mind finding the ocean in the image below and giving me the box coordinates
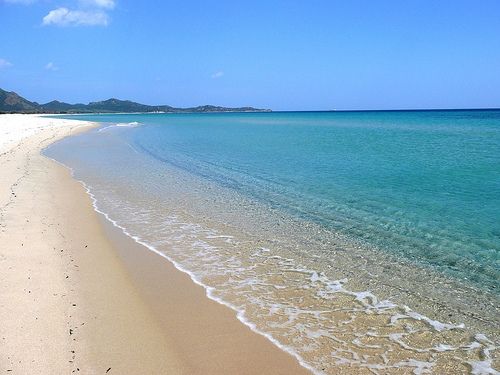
[45,110,499,374]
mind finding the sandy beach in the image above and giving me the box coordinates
[0,114,308,374]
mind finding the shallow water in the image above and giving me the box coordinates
[45,111,499,374]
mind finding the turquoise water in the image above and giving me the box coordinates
[45,110,500,373]
[56,110,499,292]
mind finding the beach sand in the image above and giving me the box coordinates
[0,114,308,374]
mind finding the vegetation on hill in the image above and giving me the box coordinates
[0,88,270,114]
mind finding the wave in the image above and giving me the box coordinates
[116,121,141,127]
[98,122,142,132]
[46,158,319,375]
[42,148,499,375]
[45,161,498,374]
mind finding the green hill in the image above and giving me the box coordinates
[0,88,270,114]
[0,88,40,113]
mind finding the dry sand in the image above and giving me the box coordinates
[0,114,309,374]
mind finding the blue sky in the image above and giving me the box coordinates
[1,0,499,110]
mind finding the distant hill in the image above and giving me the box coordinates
[0,88,40,112]
[0,88,270,114]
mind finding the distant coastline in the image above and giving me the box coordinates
[2,87,498,115]
[0,88,271,114]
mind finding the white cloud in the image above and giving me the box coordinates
[42,7,109,26]
[45,62,58,71]
[211,71,224,79]
[3,0,36,4]
[0,58,13,68]
[79,0,115,9]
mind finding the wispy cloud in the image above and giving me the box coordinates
[43,7,109,26]
[3,0,37,4]
[42,0,115,27]
[211,71,224,79]
[0,58,13,69]
[45,62,59,71]
[79,0,115,9]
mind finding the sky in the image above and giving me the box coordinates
[1,0,499,110]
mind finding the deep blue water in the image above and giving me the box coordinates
[54,110,500,293]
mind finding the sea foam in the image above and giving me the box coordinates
[45,155,499,374]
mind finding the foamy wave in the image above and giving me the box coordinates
[98,122,142,132]
[41,153,500,375]
[116,121,141,127]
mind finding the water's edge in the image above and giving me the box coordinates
[43,132,499,374]
[44,153,320,374]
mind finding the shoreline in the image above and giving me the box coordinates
[73,171,318,374]
[47,112,499,373]
[0,114,308,374]
[3,113,498,374]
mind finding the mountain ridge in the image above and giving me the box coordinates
[0,88,271,114]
